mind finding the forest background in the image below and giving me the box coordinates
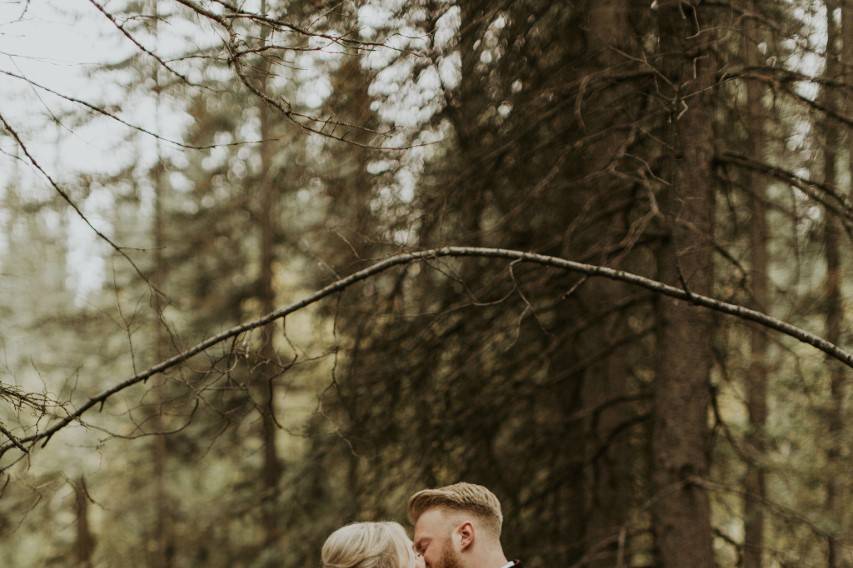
[0,1,852,567]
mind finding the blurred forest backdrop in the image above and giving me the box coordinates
[0,0,852,566]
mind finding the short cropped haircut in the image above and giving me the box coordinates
[407,482,503,535]
[322,522,417,568]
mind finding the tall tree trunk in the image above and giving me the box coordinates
[845,0,853,186]
[151,155,172,568]
[73,476,95,568]
[256,0,282,547]
[580,282,633,567]
[442,0,487,245]
[582,3,641,564]
[150,1,173,565]
[837,1,853,559]
[743,4,769,567]
[821,2,845,566]
[652,3,717,566]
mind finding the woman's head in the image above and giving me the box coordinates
[322,521,423,568]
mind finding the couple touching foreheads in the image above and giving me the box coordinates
[322,482,521,568]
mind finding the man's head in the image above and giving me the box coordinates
[408,482,505,568]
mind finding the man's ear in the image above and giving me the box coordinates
[457,521,475,551]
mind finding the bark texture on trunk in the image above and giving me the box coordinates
[256,0,282,547]
[743,4,769,566]
[652,2,717,566]
[582,3,642,565]
[821,3,846,566]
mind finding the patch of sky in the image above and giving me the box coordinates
[213,131,233,147]
[437,52,461,90]
[433,6,460,49]
[358,4,394,31]
[786,119,812,153]
[417,66,440,92]
[403,26,431,51]
[308,32,341,58]
[168,170,190,193]
[66,197,109,305]
[391,227,410,245]
[784,1,826,101]
[367,159,395,175]
[201,144,230,172]
[396,168,415,203]
[299,74,333,109]
[370,58,414,95]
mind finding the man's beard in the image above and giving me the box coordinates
[433,541,463,568]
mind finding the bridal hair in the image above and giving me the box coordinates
[407,482,503,536]
[322,521,418,568]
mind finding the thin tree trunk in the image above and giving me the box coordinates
[581,281,633,567]
[151,179,172,568]
[151,157,172,568]
[256,0,282,547]
[743,4,769,566]
[836,1,853,558]
[445,0,487,245]
[652,3,717,566]
[582,3,640,564]
[73,476,95,568]
[150,1,173,564]
[821,3,845,566]
[845,0,853,187]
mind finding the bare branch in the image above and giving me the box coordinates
[175,0,417,55]
[1,246,850,464]
[88,0,205,89]
[718,152,853,231]
[1,69,213,150]
[0,423,27,454]
[0,110,158,291]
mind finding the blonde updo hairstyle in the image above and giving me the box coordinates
[322,521,417,568]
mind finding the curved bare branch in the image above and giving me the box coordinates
[1,246,850,464]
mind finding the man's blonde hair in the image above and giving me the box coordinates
[321,522,417,568]
[407,482,503,535]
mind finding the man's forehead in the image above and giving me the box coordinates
[415,507,447,533]
[415,506,465,534]
[415,508,436,527]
